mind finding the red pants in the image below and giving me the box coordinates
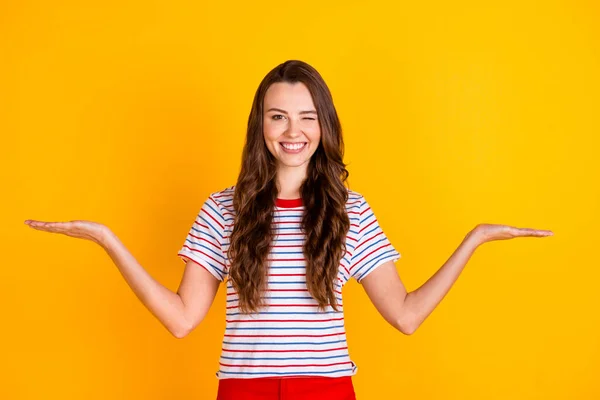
[216,375,356,400]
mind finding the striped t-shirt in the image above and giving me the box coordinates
[177,185,401,379]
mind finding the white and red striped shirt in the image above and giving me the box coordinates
[177,185,401,379]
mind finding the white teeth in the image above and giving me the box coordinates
[281,142,306,150]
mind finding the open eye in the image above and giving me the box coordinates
[272,114,285,120]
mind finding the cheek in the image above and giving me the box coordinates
[262,125,278,154]
[263,121,281,141]
[308,127,321,143]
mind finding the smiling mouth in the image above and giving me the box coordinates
[280,142,307,153]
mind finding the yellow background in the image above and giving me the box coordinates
[3,1,598,399]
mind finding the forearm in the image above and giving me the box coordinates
[98,228,190,338]
[400,231,482,334]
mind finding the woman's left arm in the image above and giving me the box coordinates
[360,224,554,335]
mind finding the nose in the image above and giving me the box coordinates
[286,117,303,137]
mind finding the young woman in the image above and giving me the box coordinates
[25,60,553,400]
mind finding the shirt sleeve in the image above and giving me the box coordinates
[177,194,228,282]
[349,195,401,283]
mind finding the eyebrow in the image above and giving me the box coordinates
[266,107,317,115]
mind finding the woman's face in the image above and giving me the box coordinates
[263,82,321,169]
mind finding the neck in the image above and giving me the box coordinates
[276,163,307,199]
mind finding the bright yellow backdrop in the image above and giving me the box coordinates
[3,1,598,399]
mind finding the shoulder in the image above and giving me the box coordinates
[346,188,365,208]
[203,185,235,218]
[208,185,364,208]
[209,185,235,204]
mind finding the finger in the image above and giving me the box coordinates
[27,221,68,233]
[26,221,53,230]
[518,227,553,237]
[25,220,47,228]
[537,230,554,236]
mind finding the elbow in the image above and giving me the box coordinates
[400,323,417,336]
[396,313,419,336]
[172,328,189,339]
[171,320,194,339]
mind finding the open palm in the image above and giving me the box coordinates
[474,223,553,244]
[24,219,106,244]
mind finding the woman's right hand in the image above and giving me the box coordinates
[24,219,108,246]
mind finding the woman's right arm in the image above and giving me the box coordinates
[99,227,221,338]
[24,218,220,339]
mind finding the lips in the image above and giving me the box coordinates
[280,142,307,154]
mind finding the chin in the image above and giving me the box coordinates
[277,158,310,168]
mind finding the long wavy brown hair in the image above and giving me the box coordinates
[226,60,351,314]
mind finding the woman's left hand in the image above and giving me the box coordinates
[470,223,554,246]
